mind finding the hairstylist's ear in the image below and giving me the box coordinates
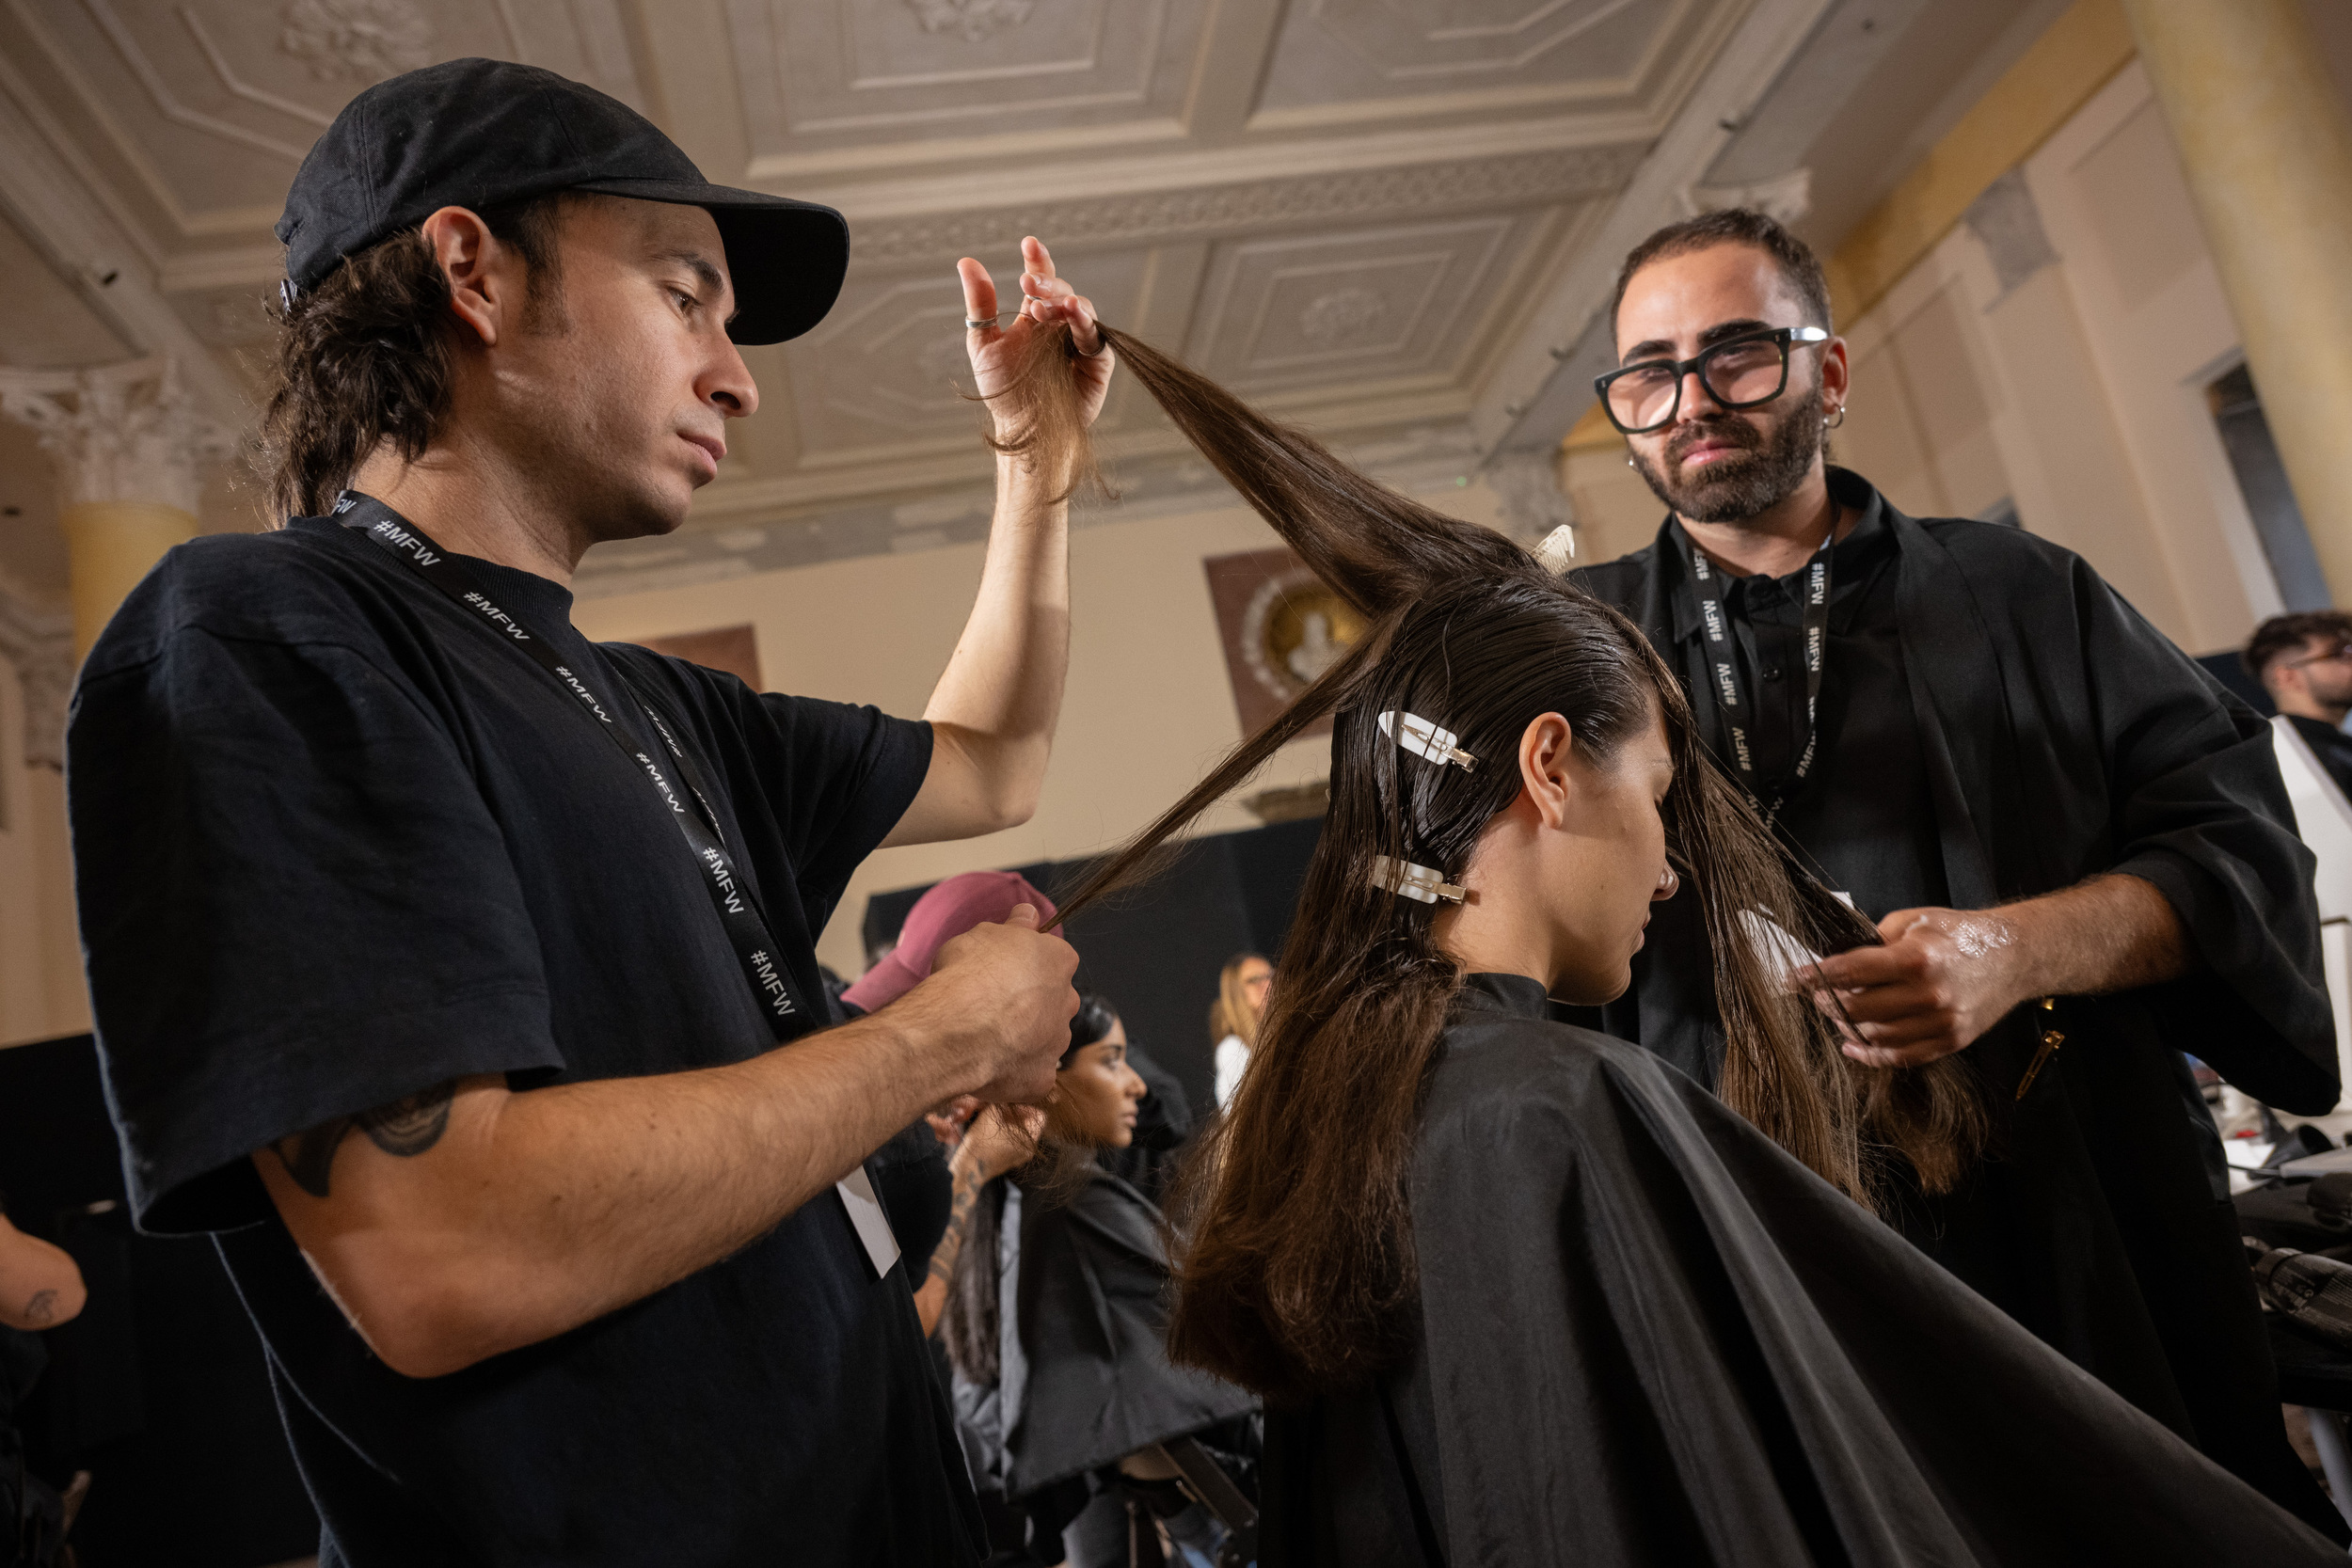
[1518,713,1575,829]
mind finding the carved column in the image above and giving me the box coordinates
[0,357,234,658]
[0,588,72,772]
[1485,448,1579,568]
[2122,0,2352,602]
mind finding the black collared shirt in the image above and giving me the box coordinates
[1666,475,1949,920]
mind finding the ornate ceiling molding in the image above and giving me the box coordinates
[846,142,1646,266]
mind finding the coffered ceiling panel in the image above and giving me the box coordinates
[780,245,1151,463]
[10,0,645,232]
[1258,0,1724,118]
[1184,213,1535,395]
[727,0,1211,175]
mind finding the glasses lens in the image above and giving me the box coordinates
[1607,364,1678,431]
[1703,337,1788,407]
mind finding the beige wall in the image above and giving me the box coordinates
[1563,60,2290,658]
[575,479,1515,977]
[0,649,87,1047]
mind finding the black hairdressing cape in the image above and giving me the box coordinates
[1568,473,2341,1535]
[1263,974,2340,1566]
[966,1170,1255,1512]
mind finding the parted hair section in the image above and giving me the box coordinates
[1042,324,1986,1402]
[257,194,567,523]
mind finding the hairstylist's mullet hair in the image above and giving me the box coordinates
[1610,207,1835,338]
[257,194,569,523]
[1020,323,1985,1405]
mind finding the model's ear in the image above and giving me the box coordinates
[420,205,514,349]
[1518,713,1575,830]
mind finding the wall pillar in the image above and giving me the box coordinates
[2122,0,2352,605]
[0,357,230,658]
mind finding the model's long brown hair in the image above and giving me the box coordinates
[1018,324,1985,1403]
[1208,954,1269,1050]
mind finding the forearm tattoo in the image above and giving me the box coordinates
[269,1081,458,1199]
[22,1289,56,1327]
[925,1162,989,1287]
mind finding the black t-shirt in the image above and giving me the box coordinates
[1667,496,1950,921]
[67,512,980,1566]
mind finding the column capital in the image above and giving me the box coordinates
[0,356,237,515]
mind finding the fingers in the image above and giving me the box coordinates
[1002,902,1041,929]
[1841,1036,1965,1068]
[1807,946,1913,990]
[956,258,999,332]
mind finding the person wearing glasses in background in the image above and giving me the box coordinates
[2248,611,2352,798]
[1569,208,2345,1540]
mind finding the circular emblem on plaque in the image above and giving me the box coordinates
[1239,567,1368,703]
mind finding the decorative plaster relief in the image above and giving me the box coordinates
[907,0,1033,45]
[0,587,72,771]
[1261,0,1677,104]
[1483,447,1574,546]
[1296,287,1385,347]
[850,143,1642,266]
[728,0,1194,152]
[0,357,235,515]
[279,0,435,83]
[1186,214,1530,392]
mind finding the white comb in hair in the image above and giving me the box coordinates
[1534,523,1577,576]
[1377,710,1477,771]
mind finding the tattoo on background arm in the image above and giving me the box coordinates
[22,1289,56,1327]
[268,1081,458,1199]
[925,1164,987,1286]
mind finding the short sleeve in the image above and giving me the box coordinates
[607,648,931,935]
[69,630,567,1233]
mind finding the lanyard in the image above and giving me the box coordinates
[332,492,812,1037]
[1685,520,1835,829]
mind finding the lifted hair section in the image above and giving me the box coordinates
[1043,324,1986,1403]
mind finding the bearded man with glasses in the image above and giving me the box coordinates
[2249,610,2352,800]
[1570,208,2344,1540]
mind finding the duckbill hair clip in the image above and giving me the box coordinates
[1372,854,1466,906]
[1534,523,1577,576]
[1378,710,1477,771]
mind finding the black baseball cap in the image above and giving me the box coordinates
[275,58,848,345]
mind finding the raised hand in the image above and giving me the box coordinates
[956,236,1114,436]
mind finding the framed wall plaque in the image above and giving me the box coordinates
[1203,546,1367,738]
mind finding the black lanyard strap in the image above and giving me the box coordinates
[1685,521,1835,829]
[332,492,811,1037]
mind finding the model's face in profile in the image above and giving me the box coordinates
[1238,958,1273,1015]
[1538,711,1679,1006]
[1050,1017,1147,1148]
[1612,243,1844,526]
[489,196,756,544]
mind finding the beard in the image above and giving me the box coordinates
[1628,388,1823,525]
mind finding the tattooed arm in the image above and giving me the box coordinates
[252,910,1077,1379]
[913,1104,1041,1338]
[0,1209,86,1331]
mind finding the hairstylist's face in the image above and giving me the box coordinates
[1050,1016,1147,1148]
[1530,708,1678,1006]
[1613,243,1845,526]
[447,195,756,545]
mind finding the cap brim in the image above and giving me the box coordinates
[571,178,848,345]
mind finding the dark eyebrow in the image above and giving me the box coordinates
[1618,317,1778,366]
[652,248,735,324]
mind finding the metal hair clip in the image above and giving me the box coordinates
[1371,855,1466,906]
[1377,711,1477,771]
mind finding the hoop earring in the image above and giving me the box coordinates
[1824,404,1848,430]
[1627,452,1637,468]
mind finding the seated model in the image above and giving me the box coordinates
[944,995,1255,1568]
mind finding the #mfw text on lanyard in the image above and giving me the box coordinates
[1687,521,1834,832]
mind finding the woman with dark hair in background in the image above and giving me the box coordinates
[1006,321,2344,1563]
[945,994,1256,1568]
[1209,955,1272,1110]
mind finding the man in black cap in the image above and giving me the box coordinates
[67,59,1104,1565]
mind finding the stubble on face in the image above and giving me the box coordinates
[1629,372,1825,526]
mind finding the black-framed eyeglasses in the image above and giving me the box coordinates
[2284,641,2352,670]
[1594,325,1831,435]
